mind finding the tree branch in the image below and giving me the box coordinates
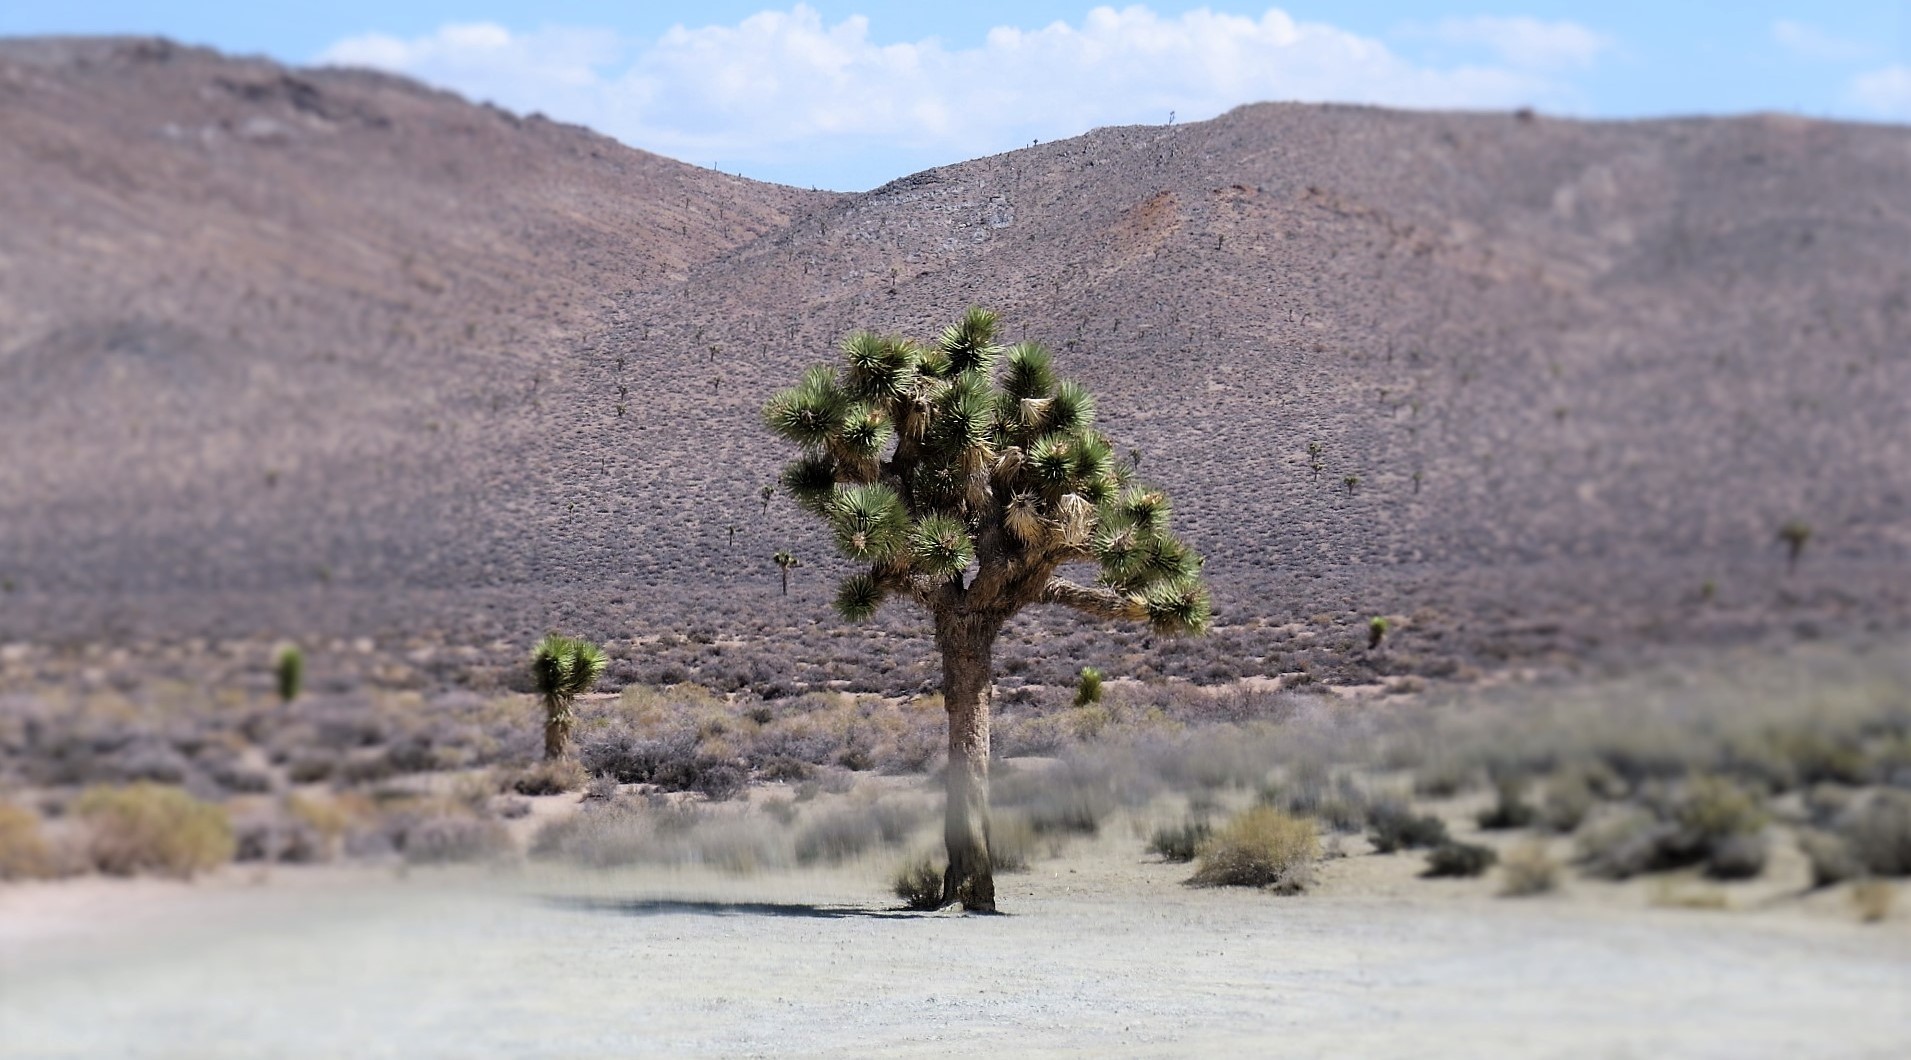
[1041,577,1146,622]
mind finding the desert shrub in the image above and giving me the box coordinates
[1476,780,1538,830]
[1190,807,1318,890]
[1074,667,1104,707]
[1413,758,1474,798]
[398,811,514,865]
[995,762,1120,837]
[75,782,234,878]
[1799,829,1864,887]
[1840,790,1911,877]
[893,855,944,910]
[584,774,622,801]
[1366,801,1450,853]
[233,808,327,864]
[989,813,1036,873]
[530,798,786,872]
[1148,818,1211,862]
[1499,842,1560,896]
[0,802,53,880]
[1424,841,1498,878]
[1576,808,1681,880]
[511,757,588,796]
[654,757,749,801]
[793,802,923,865]
[1540,772,1596,833]
[1851,880,1895,923]
[577,727,699,784]
[1704,833,1769,880]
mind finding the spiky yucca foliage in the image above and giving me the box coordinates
[765,308,1211,636]
[531,634,608,761]
[764,308,1211,911]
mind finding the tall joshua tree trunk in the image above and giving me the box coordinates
[937,611,1002,911]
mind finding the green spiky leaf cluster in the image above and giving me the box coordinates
[764,308,1210,634]
[531,633,608,703]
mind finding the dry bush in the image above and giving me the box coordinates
[1476,779,1538,830]
[0,801,53,880]
[511,757,588,796]
[988,812,1037,872]
[75,782,234,878]
[1424,841,1498,878]
[1499,842,1560,896]
[1366,800,1450,853]
[1850,880,1895,923]
[792,800,924,865]
[1190,807,1318,890]
[1147,817,1211,862]
[892,855,944,910]
[531,797,789,872]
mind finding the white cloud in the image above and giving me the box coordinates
[1849,65,1911,119]
[318,5,1604,188]
[1771,19,1873,63]
[1420,15,1612,71]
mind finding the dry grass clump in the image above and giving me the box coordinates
[1475,779,1538,830]
[1798,789,1911,885]
[1423,841,1498,878]
[1499,842,1561,896]
[1850,880,1895,923]
[1147,817,1211,862]
[531,795,789,872]
[1575,776,1769,880]
[1366,800,1450,853]
[892,855,944,910]
[0,801,55,880]
[75,782,234,878]
[1189,806,1318,891]
[792,800,924,865]
[510,757,589,796]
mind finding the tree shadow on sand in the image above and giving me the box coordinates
[541,896,947,920]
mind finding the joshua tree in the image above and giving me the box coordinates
[274,644,303,704]
[727,523,741,547]
[760,484,776,515]
[764,307,1210,910]
[772,550,801,595]
[1367,616,1389,651]
[1343,474,1361,495]
[530,634,608,760]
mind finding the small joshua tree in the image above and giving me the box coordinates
[760,484,776,515]
[1074,666,1105,706]
[274,644,303,704]
[1367,616,1389,651]
[530,634,608,760]
[772,550,801,595]
[1777,519,1812,574]
[764,308,1210,910]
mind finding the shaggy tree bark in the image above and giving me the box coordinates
[937,611,1003,910]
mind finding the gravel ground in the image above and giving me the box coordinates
[3,836,1906,1058]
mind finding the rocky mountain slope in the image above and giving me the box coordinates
[4,38,1907,683]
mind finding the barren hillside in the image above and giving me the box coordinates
[4,38,1908,688]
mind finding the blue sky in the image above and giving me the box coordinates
[7,3,1908,189]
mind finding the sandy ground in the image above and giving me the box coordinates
[3,823,1908,1059]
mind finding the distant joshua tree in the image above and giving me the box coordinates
[1344,474,1361,495]
[772,550,801,595]
[274,644,303,704]
[1777,519,1812,574]
[1367,617,1389,651]
[760,484,776,515]
[727,523,741,548]
[763,307,1210,911]
[530,634,607,760]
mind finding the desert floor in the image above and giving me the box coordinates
[3,818,1906,1058]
